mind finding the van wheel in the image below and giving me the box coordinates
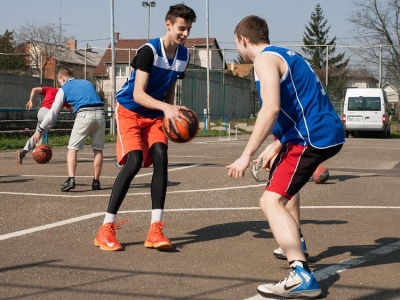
[345,131,350,138]
[381,127,388,138]
[388,128,391,138]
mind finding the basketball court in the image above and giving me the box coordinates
[0,135,399,299]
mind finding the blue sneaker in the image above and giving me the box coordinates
[257,261,322,298]
[273,236,309,260]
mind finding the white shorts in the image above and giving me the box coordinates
[68,110,106,151]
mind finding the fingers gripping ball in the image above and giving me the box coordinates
[162,108,199,143]
[313,165,329,184]
[32,144,52,164]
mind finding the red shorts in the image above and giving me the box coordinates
[115,101,167,166]
[266,143,342,199]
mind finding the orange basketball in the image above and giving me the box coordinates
[313,165,329,184]
[32,144,52,164]
[162,108,199,143]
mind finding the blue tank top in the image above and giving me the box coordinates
[61,79,104,114]
[255,46,345,148]
[116,38,189,118]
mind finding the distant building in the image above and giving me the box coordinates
[24,39,102,84]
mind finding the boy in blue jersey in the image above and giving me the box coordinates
[227,16,345,299]
[94,4,196,252]
[32,68,106,192]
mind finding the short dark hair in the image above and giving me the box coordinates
[234,15,270,44]
[58,68,73,78]
[165,4,196,24]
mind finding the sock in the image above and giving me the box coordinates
[67,177,75,182]
[289,260,312,273]
[103,213,116,225]
[21,150,28,155]
[151,209,163,224]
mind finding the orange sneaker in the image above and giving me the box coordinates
[94,219,128,251]
[144,221,172,250]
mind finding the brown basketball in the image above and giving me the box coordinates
[162,108,199,143]
[32,144,52,164]
[313,165,329,184]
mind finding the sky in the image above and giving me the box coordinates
[1,0,358,62]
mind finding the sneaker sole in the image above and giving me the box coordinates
[257,288,322,299]
[16,151,23,164]
[144,241,172,250]
[94,239,123,251]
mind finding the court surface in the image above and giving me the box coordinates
[0,135,399,300]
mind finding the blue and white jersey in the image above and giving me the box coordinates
[62,79,104,114]
[116,37,189,118]
[255,46,345,148]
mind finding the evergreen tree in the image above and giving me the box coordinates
[302,4,349,101]
[0,30,26,72]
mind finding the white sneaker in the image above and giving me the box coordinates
[257,261,322,299]
[273,237,309,260]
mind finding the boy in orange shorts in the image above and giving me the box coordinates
[94,3,197,251]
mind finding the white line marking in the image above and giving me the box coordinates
[1,206,399,241]
[244,240,400,300]
[16,163,204,179]
[0,183,266,198]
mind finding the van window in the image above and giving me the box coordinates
[348,97,381,111]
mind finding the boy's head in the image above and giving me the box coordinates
[165,4,197,24]
[57,68,73,87]
[165,4,196,44]
[234,15,270,45]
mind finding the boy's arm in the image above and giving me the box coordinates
[26,87,42,110]
[227,53,282,178]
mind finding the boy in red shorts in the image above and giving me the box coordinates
[227,15,344,299]
[94,3,197,251]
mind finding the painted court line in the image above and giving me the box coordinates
[244,240,400,300]
[1,206,399,241]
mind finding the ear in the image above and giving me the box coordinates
[165,19,172,31]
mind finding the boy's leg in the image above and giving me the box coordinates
[258,190,321,298]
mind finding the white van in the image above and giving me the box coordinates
[343,88,391,138]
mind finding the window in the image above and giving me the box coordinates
[115,66,127,78]
[348,97,381,111]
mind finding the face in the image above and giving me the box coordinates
[166,17,192,44]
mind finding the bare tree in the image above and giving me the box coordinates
[14,21,73,79]
[349,0,400,87]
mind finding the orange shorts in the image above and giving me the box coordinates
[115,101,167,166]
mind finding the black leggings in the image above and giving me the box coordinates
[106,142,168,214]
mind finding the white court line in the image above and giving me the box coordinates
[1,206,399,241]
[16,163,203,179]
[244,240,400,300]
[0,183,266,198]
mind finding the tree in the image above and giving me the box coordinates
[349,0,400,87]
[233,55,245,64]
[0,30,26,72]
[14,21,73,79]
[302,4,349,101]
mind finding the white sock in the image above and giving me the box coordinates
[151,209,163,224]
[103,213,116,225]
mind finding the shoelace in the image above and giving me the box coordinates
[104,219,130,237]
[154,222,166,236]
[273,266,296,286]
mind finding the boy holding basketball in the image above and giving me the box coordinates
[227,16,345,299]
[94,4,196,251]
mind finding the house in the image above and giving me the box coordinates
[345,75,379,89]
[226,63,253,78]
[25,39,102,85]
[92,36,226,97]
[382,82,400,116]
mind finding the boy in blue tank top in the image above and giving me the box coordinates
[94,4,197,252]
[227,15,345,299]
